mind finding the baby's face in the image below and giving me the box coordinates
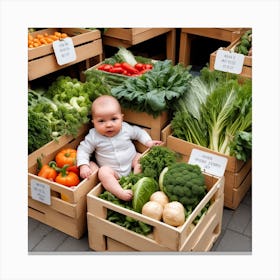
[92,103,123,137]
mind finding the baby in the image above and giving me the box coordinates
[77,95,162,201]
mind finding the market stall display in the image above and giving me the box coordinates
[27,27,252,251]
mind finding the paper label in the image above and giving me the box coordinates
[31,179,51,205]
[214,49,244,74]
[53,37,76,65]
[188,149,228,177]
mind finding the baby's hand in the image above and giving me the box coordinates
[80,164,92,179]
[119,189,133,201]
[145,140,163,148]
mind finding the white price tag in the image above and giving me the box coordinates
[52,37,76,66]
[31,179,51,205]
[188,149,228,177]
[214,49,244,74]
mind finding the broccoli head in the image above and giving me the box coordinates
[159,162,207,210]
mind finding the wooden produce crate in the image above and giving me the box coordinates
[178,28,250,67]
[28,126,99,239]
[103,28,176,64]
[162,124,251,209]
[28,28,103,81]
[87,174,224,252]
[122,108,170,153]
[209,37,252,79]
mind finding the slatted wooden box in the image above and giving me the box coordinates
[86,174,224,252]
[28,126,99,239]
[102,28,176,63]
[28,28,103,81]
[161,124,251,209]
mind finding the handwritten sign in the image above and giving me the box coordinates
[53,37,76,65]
[31,179,51,205]
[188,149,228,177]
[214,49,244,74]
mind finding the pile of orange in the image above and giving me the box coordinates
[28,31,68,48]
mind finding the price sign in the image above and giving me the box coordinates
[188,149,228,177]
[214,49,244,74]
[31,179,51,205]
[53,37,76,66]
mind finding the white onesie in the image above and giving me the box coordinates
[76,122,151,177]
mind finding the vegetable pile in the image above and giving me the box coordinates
[28,31,68,48]
[95,47,154,77]
[28,76,102,154]
[233,29,252,56]
[98,62,153,76]
[99,146,210,235]
[171,67,252,161]
[36,148,81,188]
[111,60,192,116]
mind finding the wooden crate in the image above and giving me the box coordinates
[162,124,251,209]
[209,37,252,78]
[87,174,224,252]
[103,28,176,64]
[179,28,250,66]
[28,28,103,81]
[123,107,170,141]
[28,126,99,239]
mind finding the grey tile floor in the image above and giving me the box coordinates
[28,188,251,253]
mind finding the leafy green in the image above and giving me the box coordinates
[139,146,178,180]
[171,67,252,161]
[103,47,138,66]
[229,131,252,161]
[99,174,153,235]
[111,60,192,116]
[28,109,53,153]
[84,66,128,88]
[102,47,153,66]
[202,78,252,155]
[132,177,159,213]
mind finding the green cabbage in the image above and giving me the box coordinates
[132,177,159,213]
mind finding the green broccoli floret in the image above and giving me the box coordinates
[159,162,207,210]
